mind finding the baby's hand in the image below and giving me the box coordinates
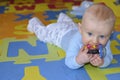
[90,54,104,67]
[76,46,93,65]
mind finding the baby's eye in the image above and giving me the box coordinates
[100,35,105,39]
[88,32,92,36]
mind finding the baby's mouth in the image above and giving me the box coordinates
[85,44,99,49]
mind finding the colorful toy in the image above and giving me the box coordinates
[84,44,106,58]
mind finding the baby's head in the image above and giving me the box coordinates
[78,4,116,46]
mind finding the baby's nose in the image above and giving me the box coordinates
[92,37,99,44]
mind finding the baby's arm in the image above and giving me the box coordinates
[65,46,84,69]
[76,46,93,65]
[65,45,93,69]
[65,32,94,69]
[65,35,85,69]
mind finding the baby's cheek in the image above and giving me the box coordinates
[99,40,108,46]
[82,37,90,45]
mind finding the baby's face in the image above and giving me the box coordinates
[79,19,113,47]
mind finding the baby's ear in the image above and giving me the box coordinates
[78,22,82,33]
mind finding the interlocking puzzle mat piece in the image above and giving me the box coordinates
[43,9,68,20]
[0,37,65,64]
[0,0,120,80]
[22,66,46,80]
[110,31,120,54]
[0,11,51,39]
[0,54,120,80]
[115,18,120,32]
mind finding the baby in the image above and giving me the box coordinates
[27,4,116,69]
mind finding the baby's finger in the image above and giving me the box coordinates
[90,59,98,66]
[88,54,93,59]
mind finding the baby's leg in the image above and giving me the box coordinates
[57,12,77,29]
[27,14,77,47]
[27,17,48,42]
[57,12,73,23]
[45,23,78,47]
[45,13,77,47]
[27,17,45,33]
[27,17,62,45]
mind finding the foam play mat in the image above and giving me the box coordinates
[0,0,120,80]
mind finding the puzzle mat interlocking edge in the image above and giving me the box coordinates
[0,0,120,80]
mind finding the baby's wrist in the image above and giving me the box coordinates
[76,56,85,65]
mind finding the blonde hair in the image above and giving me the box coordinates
[82,4,116,27]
